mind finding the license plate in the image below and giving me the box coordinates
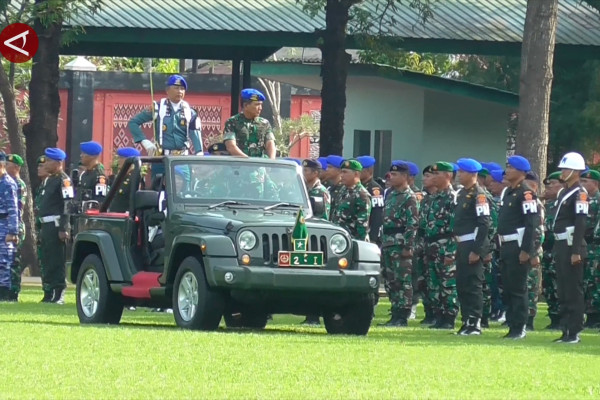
[278,251,324,267]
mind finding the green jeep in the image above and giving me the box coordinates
[67,156,380,335]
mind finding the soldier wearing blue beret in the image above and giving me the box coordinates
[37,148,73,304]
[77,141,107,204]
[357,155,384,245]
[0,152,19,302]
[108,147,141,213]
[128,74,204,158]
[223,89,275,159]
[324,155,345,216]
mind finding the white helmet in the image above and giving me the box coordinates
[558,152,586,170]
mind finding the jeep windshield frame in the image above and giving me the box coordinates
[167,156,312,212]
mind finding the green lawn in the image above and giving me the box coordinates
[1,287,599,399]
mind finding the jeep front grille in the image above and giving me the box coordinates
[261,233,329,264]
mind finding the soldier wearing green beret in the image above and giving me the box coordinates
[330,159,371,241]
[5,154,26,301]
[581,169,600,327]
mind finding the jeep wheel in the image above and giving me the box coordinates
[76,254,123,324]
[172,256,224,330]
[223,308,269,329]
[323,295,374,335]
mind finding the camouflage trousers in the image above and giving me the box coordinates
[425,239,458,317]
[9,240,23,295]
[482,260,492,319]
[528,264,541,317]
[585,244,600,314]
[412,240,430,309]
[542,251,559,317]
[382,245,413,313]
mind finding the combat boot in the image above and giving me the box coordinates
[544,314,561,330]
[0,287,10,301]
[301,315,321,326]
[50,288,65,305]
[509,325,526,340]
[435,314,455,330]
[462,318,482,335]
[480,317,489,328]
[6,291,18,302]
[40,291,53,303]
[563,333,581,344]
[553,330,569,343]
[420,308,436,325]
[379,310,407,327]
[526,315,535,331]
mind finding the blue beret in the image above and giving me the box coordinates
[326,155,344,169]
[452,163,459,172]
[486,162,503,172]
[317,157,328,170]
[507,155,531,172]
[456,158,482,173]
[405,161,419,176]
[490,169,505,183]
[389,161,409,173]
[356,155,376,169]
[284,157,302,165]
[45,147,66,161]
[117,147,140,158]
[0,152,6,161]
[80,141,102,156]
[241,88,265,102]
[174,165,190,180]
[166,74,187,90]
[302,159,321,169]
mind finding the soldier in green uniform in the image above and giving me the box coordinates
[424,162,458,329]
[129,74,204,158]
[330,159,371,241]
[109,147,140,213]
[34,155,48,300]
[302,159,330,220]
[542,171,563,329]
[5,154,26,301]
[76,141,107,205]
[488,169,506,321]
[325,155,345,216]
[357,156,384,245]
[223,89,275,159]
[380,162,418,326]
[580,169,600,328]
[453,159,491,335]
[38,148,73,304]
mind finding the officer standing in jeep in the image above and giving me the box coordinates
[129,75,204,157]
[38,148,73,304]
[223,89,276,159]
[109,147,141,213]
[76,141,107,204]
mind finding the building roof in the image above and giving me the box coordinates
[252,62,519,107]
[61,0,600,59]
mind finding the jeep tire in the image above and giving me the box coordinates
[172,256,224,330]
[76,254,124,324]
[323,294,374,335]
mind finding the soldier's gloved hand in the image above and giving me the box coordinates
[141,139,157,156]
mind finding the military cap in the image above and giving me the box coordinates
[341,159,363,172]
[166,74,187,90]
[37,155,46,164]
[356,155,376,169]
[0,152,6,162]
[431,161,454,173]
[117,147,141,158]
[174,165,190,180]
[7,154,24,166]
[302,159,321,169]
[490,169,505,183]
[389,161,409,173]
[525,171,539,182]
[241,88,265,102]
[457,158,482,173]
[543,171,562,184]
[581,169,600,181]
[45,147,66,161]
[478,168,490,178]
[507,155,531,172]
[317,157,328,170]
[80,141,103,156]
[422,165,434,175]
[326,155,344,169]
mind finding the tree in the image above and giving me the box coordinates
[514,0,559,180]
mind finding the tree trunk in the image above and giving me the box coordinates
[22,4,63,190]
[0,67,39,276]
[515,0,558,181]
[318,0,356,157]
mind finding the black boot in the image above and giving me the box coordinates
[50,288,66,305]
[461,317,482,335]
[6,291,18,302]
[301,315,320,326]
[436,314,455,330]
[508,325,526,340]
[480,316,489,328]
[40,291,53,303]
[0,287,10,301]
[420,308,436,325]
[526,315,535,331]
[553,330,569,343]
[585,313,600,329]
[545,314,561,330]
[379,310,407,327]
[456,320,469,335]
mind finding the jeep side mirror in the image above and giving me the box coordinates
[135,190,160,210]
[310,196,326,218]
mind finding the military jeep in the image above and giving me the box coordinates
[67,156,380,335]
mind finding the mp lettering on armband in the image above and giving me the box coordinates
[476,194,490,216]
[62,179,74,199]
[522,191,538,214]
[576,191,589,214]
[95,176,107,197]
[371,196,384,208]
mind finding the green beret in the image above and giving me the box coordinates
[582,169,600,181]
[7,154,23,166]
[37,155,46,164]
[478,168,490,178]
[431,161,454,173]
[341,159,363,172]
[543,171,562,184]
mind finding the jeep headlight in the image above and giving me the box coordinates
[330,234,348,255]
[238,231,257,251]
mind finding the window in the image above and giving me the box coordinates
[374,130,392,178]
[353,130,371,157]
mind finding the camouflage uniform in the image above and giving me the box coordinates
[542,199,559,321]
[223,113,275,158]
[331,183,371,241]
[307,179,330,220]
[0,172,18,299]
[584,190,600,321]
[9,177,26,298]
[415,191,433,318]
[381,187,418,316]
[481,188,498,322]
[490,195,504,317]
[328,182,345,219]
[527,199,545,323]
[423,186,458,323]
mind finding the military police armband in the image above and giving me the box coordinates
[371,187,384,208]
[62,179,74,199]
[95,175,108,197]
[521,191,538,214]
[575,191,589,215]
[475,194,490,216]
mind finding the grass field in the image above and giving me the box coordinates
[1,287,600,399]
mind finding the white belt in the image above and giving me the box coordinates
[499,233,519,243]
[555,232,569,240]
[40,215,60,223]
[456,233,476,243]
[163,149,189,156]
